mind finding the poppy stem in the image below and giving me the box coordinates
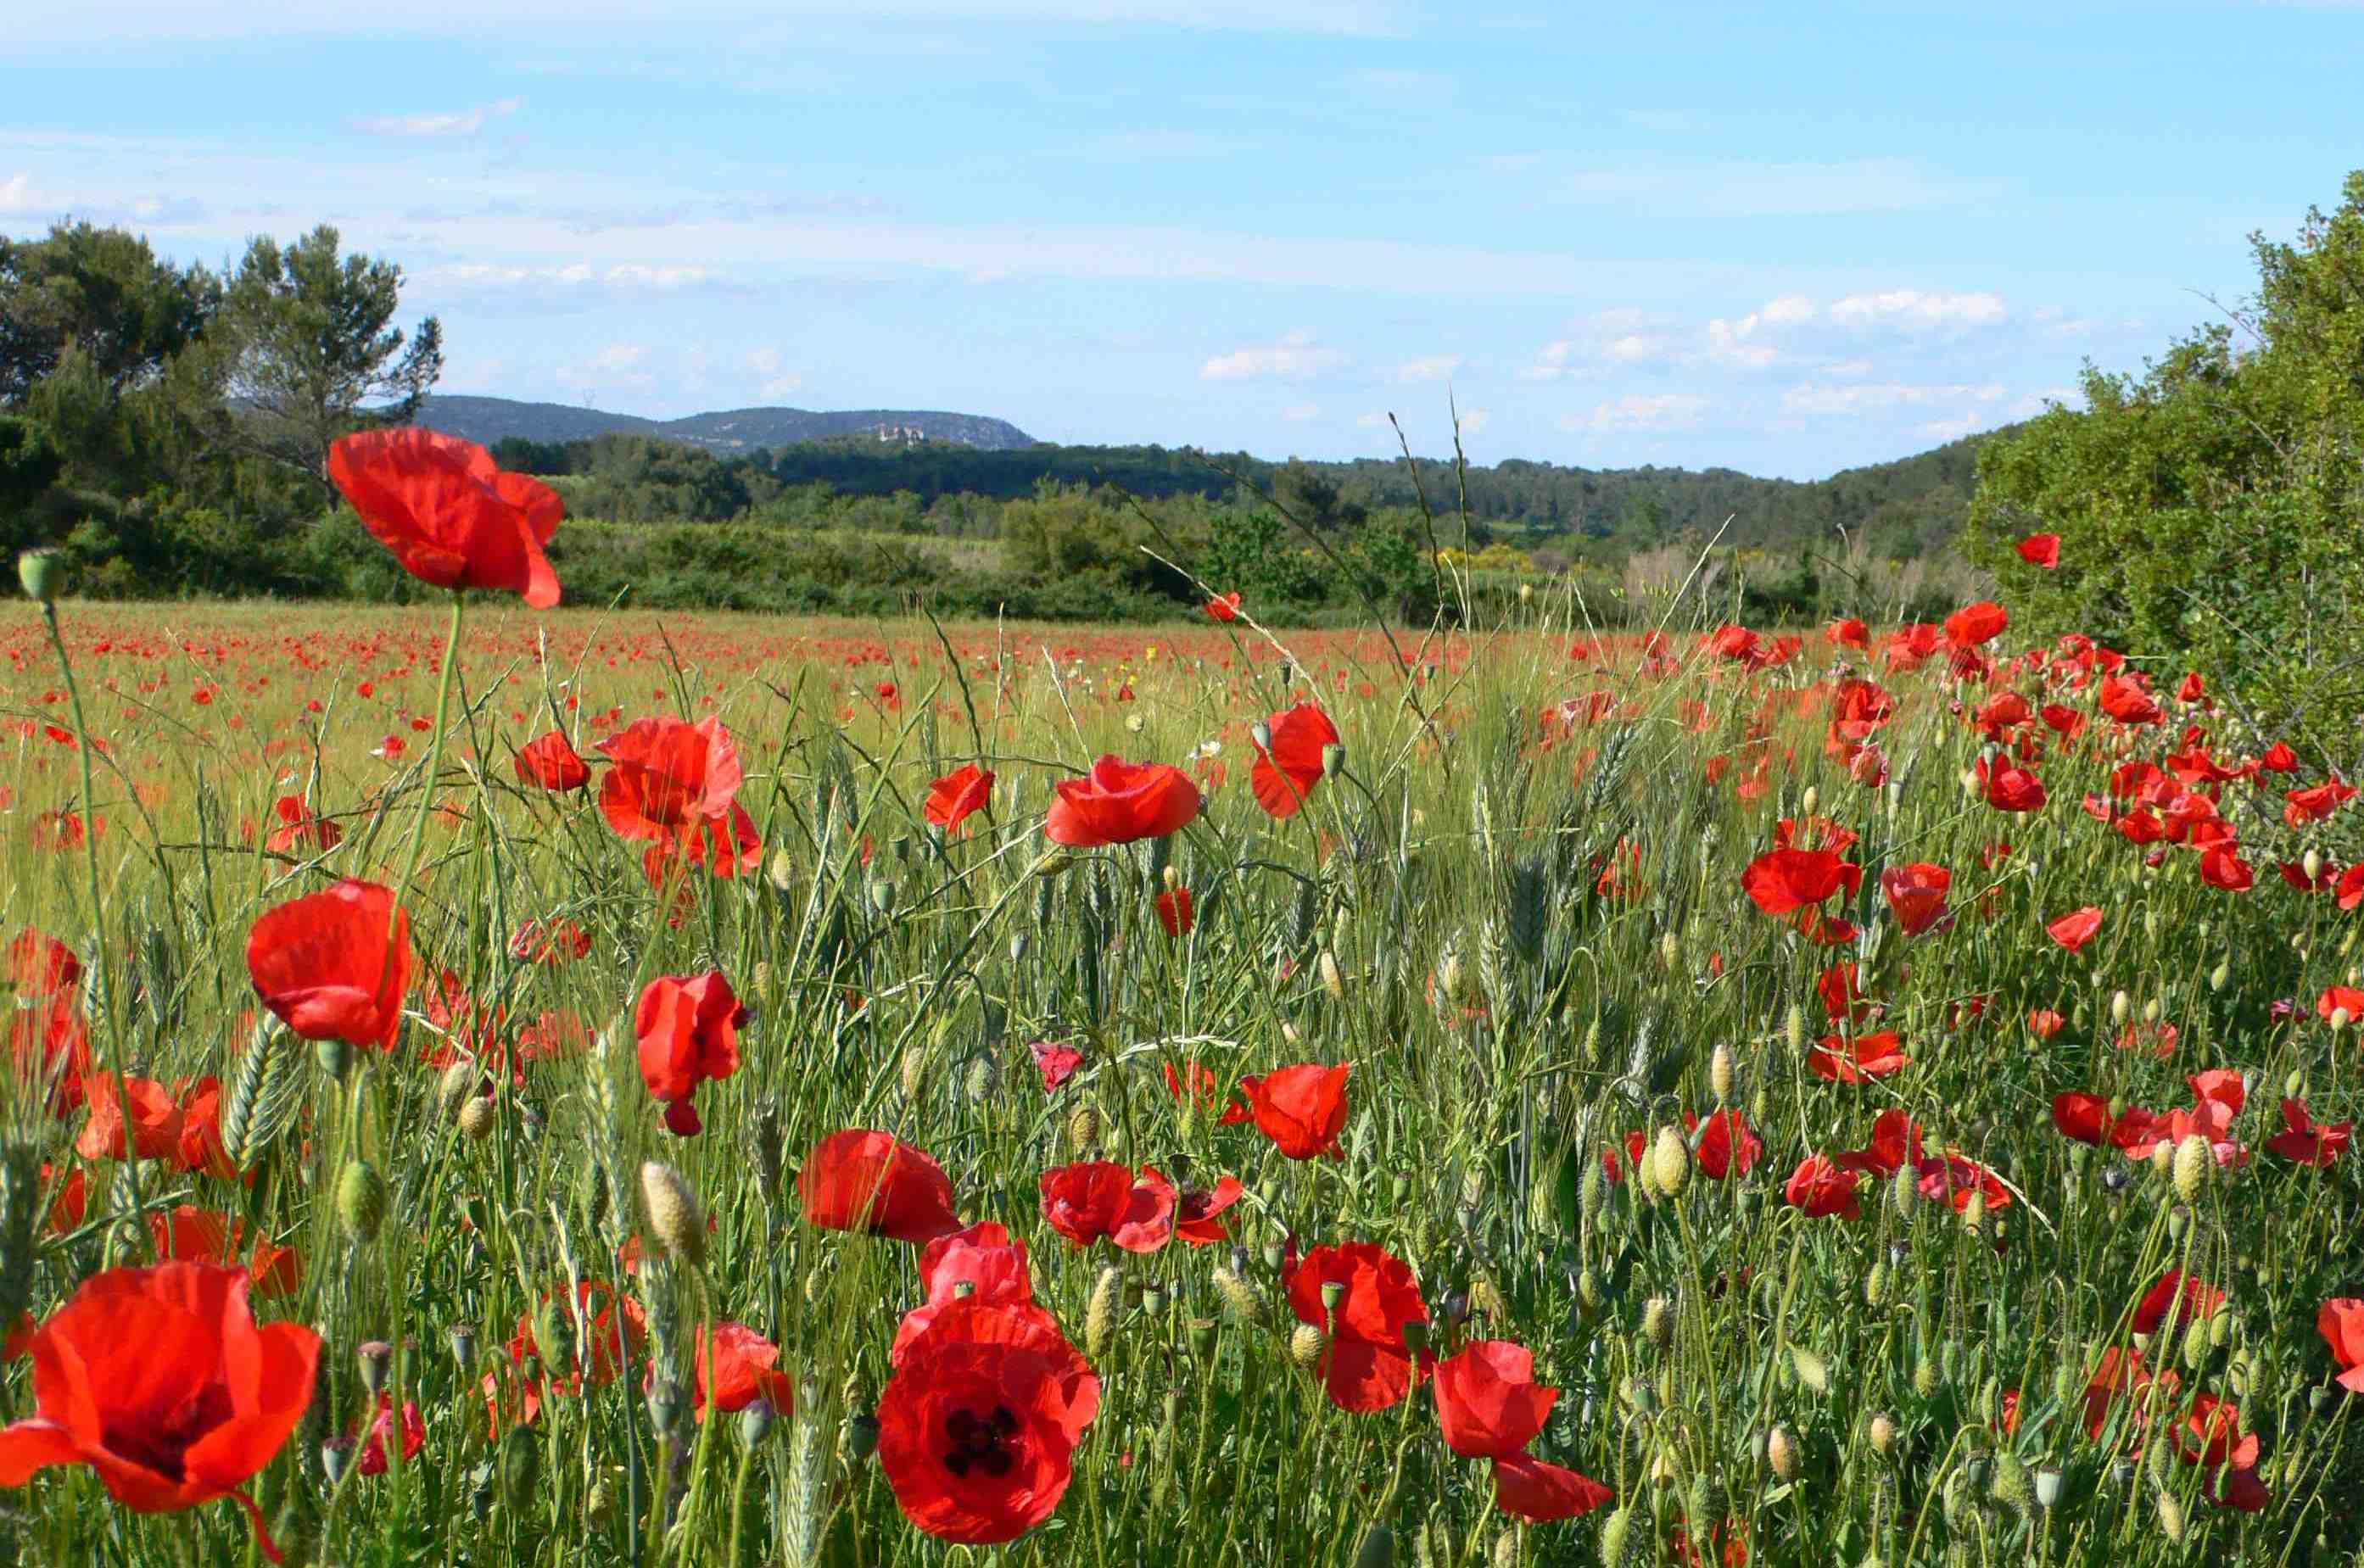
[36,599,136,1195]
[392,591,467,921]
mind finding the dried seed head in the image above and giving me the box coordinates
[456,1095,496,1142]
[639,1160,707,1269]
[1067,1103,1105,1153]
[435,1060,478,1122]
[1868,1412,1897,1456]
[1212,1267,1266,1326]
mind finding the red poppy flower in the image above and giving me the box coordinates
[1028,1040,1083,1092]
[1832,1108,1924,1176]
[9,994,91,1116]
[1688,1110,1763,1179]
[1783,1154,1862,1218]
[595,715,745,851]
[1162,1060,1249,1124]
[1043,756,1202,847]
[1492,1453,1615,1523]
[2016,533,2060,569]
[1825,617,1869,650]
[2045,906,2103,953]
[1740,848,1863,927]
[1172,1174,1244,1245]
[514,730,590,792]
[490,1281,649,1430]
[245,879,412,1052]
[1977,757,2048,813]
[75,1074,182,1162]
[1434,1339,1556,1459]
[2321,1299,2364,1393]
[171,1076,239,1180]
[687,1322,795,1420]
[2283,778,2358,828]
[2051,1092,2149,1152]
[148,1206,303,1298]
[634,971,746,1136]
[0,1261,319,1559]
[8,928,80,998]
[798,1130,962,1244]
[2029,1007,2065,1039]
[263,796,341,855]
[1038,1162,1174,1253]
[328,427,562,607]
[510,918,592,964]
[1880,862,1953,936]
[2316,985,2364,1024]
[1251,702,1339,820]
[2199,845,2255,891]
[925,764,995,836]
[1809,1030,1910,1083]
[1913,1152,2012,1212]
[1286,1241,1433,1413]
[2133,1269,2224,1337]
[2172,1392,2259,1471]
[893,1223,1054,1364]
[1243,1062,1350,1160]
[1943,600,2009,648]
[2098,674,2163,726]
[875,1300,1101,1545]
[351,1393,424,1477]
[1205,591,1243,622]
[1154,886,1195,936]
[2265,1099,2351,1166]
[2082,1347,2175,1444]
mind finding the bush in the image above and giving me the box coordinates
[1962,170,2364,757]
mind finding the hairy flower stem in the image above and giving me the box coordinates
[38,600,137,1197]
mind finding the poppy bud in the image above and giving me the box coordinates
[2179,1316,2210,1372]
[2334,1007,2353,1033]
[2110,990,2131,1027]
[316,1037,355,1080]
[963,1052,1001,1106]
[1659,930,1680,971]
[2171,1134,2210,1202]
[1868,1412,1896,1456]
[843,1409,881,1462]
[1067,1103,1104,1153]
[1597,1507,1634,1563]
[457,1096,495,1142]
[1322,742,1348,780]
[2150,1140,2176,1181]
[435,1060,478,1122]
[16,548,60,605]
[1913,1357,1939,1398]
[1767,1424,1798,1481]
[1960,1191,1987,1237]
[1642,1295,1673,1353]
[639,1160,707,1269]
[1319,950,1345,1000]
[1288,1321,1329,1370]
[338,1160,388,1243]
[499,1427,540,1503]
[1355,1524,1395,1568]
[1785,1002,1807,1057]
[1650,1127,1690,1198]
[1086,1266,1123,1362]
[738,1398,776,1448]
[358,1339,393,1398]
[2154,1489,2184,1543]
[1888,1162,1917,1223]
[1710,1043,1735,1103]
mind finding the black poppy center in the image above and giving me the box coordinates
[941,1403,1020,1478]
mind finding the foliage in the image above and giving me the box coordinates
[1964,170,2364,759]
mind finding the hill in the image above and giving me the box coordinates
[415,394,1037,453]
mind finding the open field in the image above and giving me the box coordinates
[0,592,2361,1566]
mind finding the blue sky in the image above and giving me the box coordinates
[4,1,2359,477]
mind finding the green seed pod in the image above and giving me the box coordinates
[1913,1356,1939,1398]
[17,549,62,604]
[337,1160,388,1243]
[2209,959,2232,992]
[1888,1162,1918,1223]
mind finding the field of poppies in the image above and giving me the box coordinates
[0,429,2359,1566]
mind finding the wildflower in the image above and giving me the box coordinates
[1243,1062,1351,1160]
[1286,1241,1433,1413]
[1043,756,1201,847]
[924,764,995,835]
[244,879,412,1052]
[328,427,562,606]
[798,1130,962,1244]
[634,972,747,1137]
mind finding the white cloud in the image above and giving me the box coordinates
[1700,315,1778,369]
[1563,393,1708,433]
[415,261,713,290]
[1917,413,1986,441]
[1282,403,1321,421]
[746,347,781,375]
[1826,289,2008,329]
[1354,411,1391,428]
[349,99,521,137]
[1761,294,1816,326]
[1602,333,1668,363]
[1824,358,1874,377]
[1454,407,1490,437]
[1390,354,1461,382]
[0,173,35,211]
[759,375,804,398]
[556,342,651,388]
[1781,382,2006,416]
[1200,329,1342,382]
